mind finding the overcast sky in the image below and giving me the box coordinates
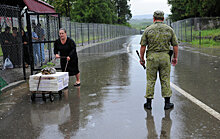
[129,0,171,15]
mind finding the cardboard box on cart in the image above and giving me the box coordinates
[29,72,69,92]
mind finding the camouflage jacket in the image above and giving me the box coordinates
[140,21,178,54]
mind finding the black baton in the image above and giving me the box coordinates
[136,50,146,69]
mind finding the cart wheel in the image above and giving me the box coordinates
[42,93,46,101]
[49,93,54,102]
[31,93,36,101]
[58,90,62,98]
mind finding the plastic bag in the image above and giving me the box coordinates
[3,58,13,70]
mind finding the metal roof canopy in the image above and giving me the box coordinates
[23,0,55,13]
[0,0,55,14]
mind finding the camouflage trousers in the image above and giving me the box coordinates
[145,52,172,98]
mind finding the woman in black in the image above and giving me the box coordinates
[54,28,80,86]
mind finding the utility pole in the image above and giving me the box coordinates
[67,0,71,37]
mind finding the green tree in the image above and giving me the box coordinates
[43,0,132,25]
[168,0,188,21]
[168,0,220,21]
[71,0,117,24]
[85,0,117,24]
[113,0,132,24]
[198,0,217,17]
[43,0,73,17]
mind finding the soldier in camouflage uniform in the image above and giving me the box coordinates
[140,10,178,110]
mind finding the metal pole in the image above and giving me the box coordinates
[97,24,99,42]
[88,23,90,44]
[191,18,192,42]
[185,19,187,42]
[81,23,83,46]
[18,7,26,80]
[199,18,201,47]
[101,24,102,41]
[46,15,51,60]
[67,0,71,38]
[93,23,95,43]
[26,10,34,75]
[75,22,77,42]
[199,31,201,46]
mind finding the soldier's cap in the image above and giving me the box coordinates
[153,10,164,18]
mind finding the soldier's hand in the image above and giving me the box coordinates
[140,59,145,66]
[172,58,178,66]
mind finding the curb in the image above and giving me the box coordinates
[1,80,26,93]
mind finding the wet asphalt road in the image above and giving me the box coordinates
[0,35,220,138]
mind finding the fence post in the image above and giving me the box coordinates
[26,10,34,75]
[88,23,90,44]
[97,24,99,42]
[185,20,187,42]
[101,24,102,41]
[81,23,83,46]
[69,18,71,38]
[18,7,26,80]
[107,24,109,39]
[199,31,201,46]
[199,18,201,47]
[46,15,51,61]
[93,23,95,43]
[191,18,192,42]
[74,22,77,42]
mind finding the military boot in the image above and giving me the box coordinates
[144,98,152,110]
[164,97,174,110]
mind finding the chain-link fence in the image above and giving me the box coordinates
[0,5,24,89]
[167,17,220,46]
[61,17,139,46]
[0,5,23,68]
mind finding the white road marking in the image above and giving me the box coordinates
[128,50,220,121]
[170,82,220,121]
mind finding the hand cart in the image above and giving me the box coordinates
[29,72,69,102]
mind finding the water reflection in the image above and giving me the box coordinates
[59,87,80,139]
[145,110,172,139]
[145,110,158,139]
[27,87,81,139]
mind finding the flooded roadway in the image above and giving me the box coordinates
[0,35,219,138]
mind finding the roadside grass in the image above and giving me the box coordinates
[192,28,220,37]
[191,39,220,48]
[190,28,220,48]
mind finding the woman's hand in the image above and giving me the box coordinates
[67,56,70,61]
[55,54,60,58]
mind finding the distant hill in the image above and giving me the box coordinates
[132,14,153,19]
[129,14,169,30]
[132,14,169,19]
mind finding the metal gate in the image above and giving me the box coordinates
[25,10,61,75]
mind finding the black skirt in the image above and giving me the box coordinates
[60,58,79,76]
